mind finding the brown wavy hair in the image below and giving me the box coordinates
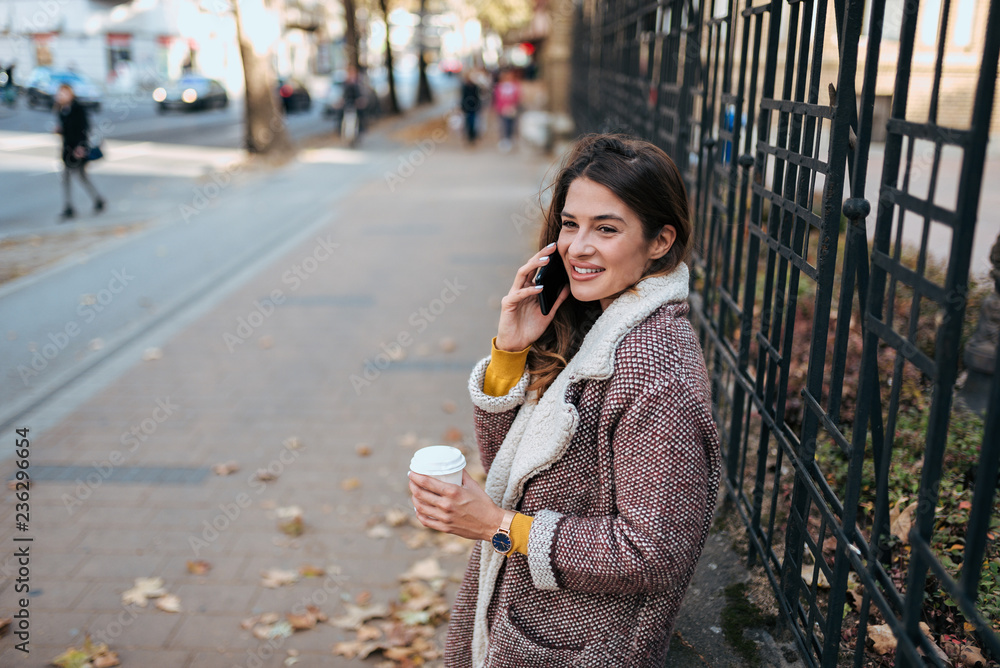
[526,133,692,397]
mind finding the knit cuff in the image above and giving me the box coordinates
[469,356,530,414]
[527,509,563,590]
[509,512,532,556]
[483,337,530,396]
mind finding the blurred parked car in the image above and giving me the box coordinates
[25,67,103,111]
[277,78,311,113]
[153,75,228,112]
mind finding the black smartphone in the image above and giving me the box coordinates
[534,250,569,316]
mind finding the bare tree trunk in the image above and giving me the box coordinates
[342,0,360,70]
[378,0,400,115]
[233,0,292,156]
[416,0,433,105]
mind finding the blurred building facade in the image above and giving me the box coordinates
[0,0,343,94]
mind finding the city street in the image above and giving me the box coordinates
[0,94,549,666]
[0,85,758,665]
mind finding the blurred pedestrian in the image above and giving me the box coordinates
[54,83,105,220]
[459,72,482,145]
[340,66,368,143]
[492,69,520,152]
[1,62,15,107]
[409,133,721,665]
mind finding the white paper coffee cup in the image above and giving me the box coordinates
[409,445,466,486]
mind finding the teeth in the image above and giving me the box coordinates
[575,267,604,274]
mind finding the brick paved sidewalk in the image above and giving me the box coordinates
[0,112,764,667]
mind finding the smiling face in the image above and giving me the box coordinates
[557,177,677,310]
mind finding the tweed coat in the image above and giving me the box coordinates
[444,263,722,668]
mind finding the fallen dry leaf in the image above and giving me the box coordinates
[355,590,373,605]
[275,505,304,519]
[51,647,89,668]
[212,460,240,476]
[121,577,166,607]
[443,427,463,443]
[400,557,445,582]
[7,479,29,491]
[299,564,325,578]
[283,436,303,450]
[93,652,121,668]
[279,516,305,537]
[403,530,432,550]
[958,644,987,667]
[367,524,392,539]
[868,624,898,655]
[255,469,278,482]
[341,477,362,491]
[889,497,918,544]
[442,400,457,413]
[329,602,390,630]
[439,337,457,353]
[0,616,10,635]
[52,636,119,668]
[186,560,211,575]
[241,612,281,630]
[385,508,408,527]
[261,568,299,588]
[155,593,182,613]
[332,640,384,660]
[846,586,864,610]
[801,563,830,589]
[286,605,327,630]
[356,623,382,642]
[263,621,294,640]
[356,443,372,457]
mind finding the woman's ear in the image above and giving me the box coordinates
[649,224,677,261]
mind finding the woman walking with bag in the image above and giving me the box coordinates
[408,133,721,666]
[54,83,105,220]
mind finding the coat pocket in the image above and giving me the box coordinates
[485,604,584,667]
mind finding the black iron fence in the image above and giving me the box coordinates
[570,0,999,666]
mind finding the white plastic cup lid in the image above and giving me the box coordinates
[409,445,466,477]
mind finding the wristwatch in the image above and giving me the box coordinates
[490,510,516,555]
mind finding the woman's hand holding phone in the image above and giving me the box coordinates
[495,243,571,352]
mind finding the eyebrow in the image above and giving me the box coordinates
[560,211,627,223]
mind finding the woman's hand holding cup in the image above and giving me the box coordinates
[495,243,571,352]
[408,469,504,542]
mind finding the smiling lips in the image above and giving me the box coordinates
[570,262,605,280]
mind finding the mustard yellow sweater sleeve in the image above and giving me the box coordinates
[510,512,533,556]
[483,337,530,397]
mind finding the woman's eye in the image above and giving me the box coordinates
[560,220,577,228]
[599,226,618,234]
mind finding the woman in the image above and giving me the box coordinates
[408,133,721,666]
[492,69,520,152]
[54,83,105,219]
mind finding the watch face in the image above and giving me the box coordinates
[491,532,512,554]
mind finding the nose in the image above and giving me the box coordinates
[568,229,596,257]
